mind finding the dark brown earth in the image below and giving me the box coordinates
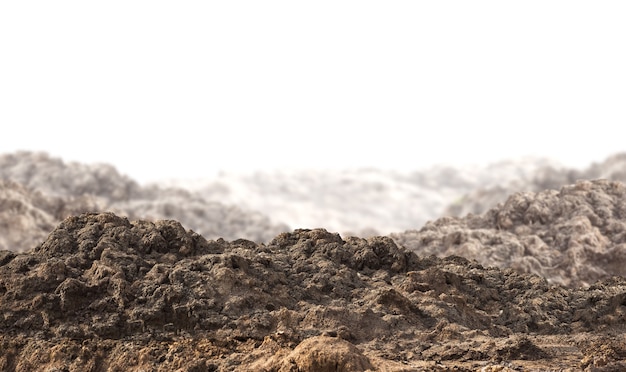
[4,152,626,370]
[2,212,626,371]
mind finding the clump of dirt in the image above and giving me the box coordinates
[392,179,626,288]
[2,212,626,370]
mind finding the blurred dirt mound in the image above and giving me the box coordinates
[111,188,289,245]
[0,151,142,201]
[2,213,626,370]
[0,180,101,252]
[5,151,626,245]
[183,157,559,236]
[392,179,626,288]
[446,153,626,217]
[0,152,288,249]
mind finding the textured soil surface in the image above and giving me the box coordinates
[392,179,626,288]
[4,152,626,370]
[2,212,626,371]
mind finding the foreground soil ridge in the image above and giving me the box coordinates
[1,212,626,370]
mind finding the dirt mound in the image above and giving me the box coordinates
[0,151,142,201]
[253,336,375,372]
[0,152,289,248]
[7,150,626,244]
[2,212,626,370]
[109,187,289,243]
[182,157,559,236]
[392,179,626,288]
[446,153,626,218]
[0,180,101,252]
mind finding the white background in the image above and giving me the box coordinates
[1,1,624,183]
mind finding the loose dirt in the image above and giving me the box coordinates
[2,212,626,370]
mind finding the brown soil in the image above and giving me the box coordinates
[0,152,288,249]
[393,179,626,288]
[445,153,626,218]
[2,212,626,370]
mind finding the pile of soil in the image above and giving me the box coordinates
[392,179,626,288]
[2,212,626,370]
[0,152,288,250]
[0,151,142,201]
[183,158,561,236]
[0,180,101,253]
[5,151,626,243]
[446,153,626,218]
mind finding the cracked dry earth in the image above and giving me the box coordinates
[1,212,626,371]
